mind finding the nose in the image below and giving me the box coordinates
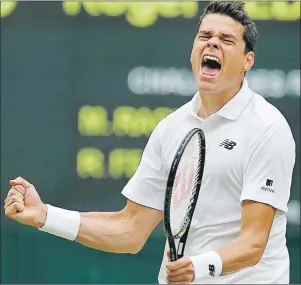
[206,37,220,50]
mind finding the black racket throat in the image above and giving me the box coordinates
[163,128,206,262]
[167,220,191,261]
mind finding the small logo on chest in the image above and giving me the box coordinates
[219,139,237,150]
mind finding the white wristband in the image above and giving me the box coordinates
[38,204,80,241]
[188,251,223,280]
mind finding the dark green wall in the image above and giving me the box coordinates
[1,2,300,284]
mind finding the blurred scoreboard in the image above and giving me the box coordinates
[1,2,300,23]
[77,105,174,179]
[1,2,300,214]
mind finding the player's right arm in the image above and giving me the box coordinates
[4,121,167,254]
[77,200,163,253]
[4,177,163,254]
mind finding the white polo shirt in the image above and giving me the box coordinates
[122,79,296,284]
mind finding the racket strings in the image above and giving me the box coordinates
[170,134,204,238]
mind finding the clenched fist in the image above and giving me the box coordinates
[165,250,195,284]
[4,177,47,228]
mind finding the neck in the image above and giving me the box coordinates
[198,80,243,119]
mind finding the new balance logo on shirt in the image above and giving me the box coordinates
[219,139,236,150]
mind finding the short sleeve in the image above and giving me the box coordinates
[241,121,296,213]
[121,121,167,211]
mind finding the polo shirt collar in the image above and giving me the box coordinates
[190,79,253,121]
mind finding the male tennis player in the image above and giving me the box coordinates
[4,1,295,284]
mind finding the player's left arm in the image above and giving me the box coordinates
[216,200,276,274]
[216,120,296,275]
[165,201,276,284]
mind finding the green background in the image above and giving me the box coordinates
[1,2,300,284]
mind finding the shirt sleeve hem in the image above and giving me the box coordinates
[122,190,164,212]
[240,195,288,213]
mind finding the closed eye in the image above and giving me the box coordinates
[198,35,235,44]
[198,35,210,40]
[222,39,234,44]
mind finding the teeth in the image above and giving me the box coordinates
[203,55,220,64]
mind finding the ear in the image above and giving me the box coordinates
[244,51,255,72]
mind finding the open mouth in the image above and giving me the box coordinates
[201,55,222,77]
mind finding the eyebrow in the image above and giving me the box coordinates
[198,30,238,41]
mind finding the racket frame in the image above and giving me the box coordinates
[163,128,206,262]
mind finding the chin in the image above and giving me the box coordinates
[196,73,221,93]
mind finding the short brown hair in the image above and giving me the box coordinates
[198,1,258,53]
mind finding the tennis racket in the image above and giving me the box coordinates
[163,128,206,262]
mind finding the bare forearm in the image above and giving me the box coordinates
[217,233,265,275]
[75,211,142,254]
